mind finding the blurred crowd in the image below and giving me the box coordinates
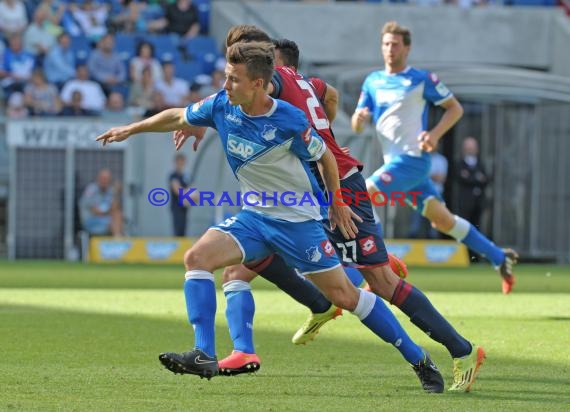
[0,0,224,119]
[0,0,563,119]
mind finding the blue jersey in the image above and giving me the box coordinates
[356,66,452,162]
[184,91,327,222]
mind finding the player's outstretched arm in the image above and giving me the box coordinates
[96,108,188,146]
[317,148,362,239]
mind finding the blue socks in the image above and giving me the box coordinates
[184,270,217,357]
[344,266,365,288]
[463,225,504,266]
[223,280,256,354]
[352,289,424,364]
[391,279,472,358]
[448,216,504,267]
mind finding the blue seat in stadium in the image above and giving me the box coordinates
[176,60,205,84]
[114,33,137,60]
[70,35,92,62]
[193,0,211,35]
[186,36,220,74]
[142,33,181,61]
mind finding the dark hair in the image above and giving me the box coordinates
[225,25,271,48]
[382,21,411,46]
[136,41,155,58]
[272,38,299,69]
[226,41,274,89]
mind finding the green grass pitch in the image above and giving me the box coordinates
[1,261,569,411]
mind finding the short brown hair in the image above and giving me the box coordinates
[226,41,275,89]
[225,25,271,48]
[381,21,411,46]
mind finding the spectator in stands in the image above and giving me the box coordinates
[101,91,127,119]
[154,60,189,106]
[70,0,109,42]
[23,68,62,116]
[6,91,28,118]
[40,0,66,35]
[23,6,57,61]
[107,0,139,33]
[0,34,35,96]
[60,89,97,116]
[162,0,200,40]
[60,63,106,113]
[87,34,127,95]
[143,89,169,117]
[188,82,202,103]
[43,32,75,88]
[169,153,191,236]
[0,0,28,37]
[128,65,155,112]
[79,169,124,237]
[135,0,168,33]
[456,137,489,232]
[130,41,163,83]
[198,68,224,97]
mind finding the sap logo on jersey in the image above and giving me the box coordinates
[227,134,264,160]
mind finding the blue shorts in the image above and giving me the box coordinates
[324,172,389,268]
[211,209,341,275]
[83,216,111,235]
[367,153,442,214]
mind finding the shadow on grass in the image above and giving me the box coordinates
[0,302,569,411]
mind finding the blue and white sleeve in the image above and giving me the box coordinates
[423,71,453,106]
[355,77,374,111]
[290,121,327,162]
[184,93,218,128]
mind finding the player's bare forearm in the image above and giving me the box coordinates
[430,97,464,141]
[323,83,338,122]
[97,108,190,146]
[317,149,361,238]
[129,108,188,134]
[317,148,341,194]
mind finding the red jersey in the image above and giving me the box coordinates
[271,66,362,178]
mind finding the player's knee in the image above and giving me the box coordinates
[429,214,454,232]
[184,247,207,271]
[222,265,254,283]
[326,287,359,311]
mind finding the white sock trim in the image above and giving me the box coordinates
[446,215,471,241]
[352,289,377,320]
[185,270,215,281]
[222,280,252,293]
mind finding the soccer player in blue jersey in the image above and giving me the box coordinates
[175,27,486,393]
[352,21,518,295]
[96,41,445,392]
